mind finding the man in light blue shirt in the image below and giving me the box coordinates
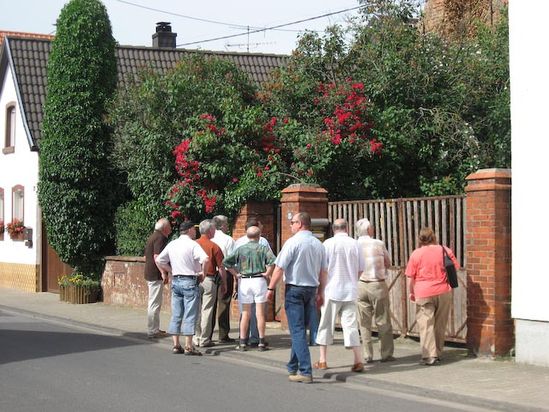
[267,212,327,383]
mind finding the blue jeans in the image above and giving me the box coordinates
[285,284,316,377]
[308,303,319,345]
[248,303,259,343]
[168,276,200,336]
[238,300,259,343]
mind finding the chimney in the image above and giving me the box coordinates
[152,22,177,48]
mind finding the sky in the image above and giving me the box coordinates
[0,0,364,55]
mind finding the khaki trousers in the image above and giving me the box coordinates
[147,280,164,335]
[357,280,394,360]
[194,276,218,346]
[415,291,452,359]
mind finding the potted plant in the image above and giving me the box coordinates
[58,272,101,304]
[6,219,25,240]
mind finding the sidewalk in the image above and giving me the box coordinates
[1,288,548,411]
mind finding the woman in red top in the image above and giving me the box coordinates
[405,227,459,365]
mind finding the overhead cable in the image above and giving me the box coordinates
[177,5,364,47]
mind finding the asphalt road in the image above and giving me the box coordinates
[0,309,491,412]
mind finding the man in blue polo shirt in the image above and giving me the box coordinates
[267,212,327,383]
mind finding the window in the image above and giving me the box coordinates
[3,103,16,154]
[0,188,4,240]
[12,185,24,223]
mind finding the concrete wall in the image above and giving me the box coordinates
[510,0,549,366]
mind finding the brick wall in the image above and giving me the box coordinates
[102,256,171,309]
[465,168,512,357]
[422,0,508,37]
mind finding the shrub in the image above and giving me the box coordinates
[38,0,117,277]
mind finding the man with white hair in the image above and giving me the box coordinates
[194,219,228,348]
[144,218,171,339]
[313,219,365,372]
[356,218,395,363]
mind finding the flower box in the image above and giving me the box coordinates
[58,273,101,304]
[59,284,100,304]
[6,219,25,241]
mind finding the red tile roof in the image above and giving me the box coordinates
[1,35,288,150]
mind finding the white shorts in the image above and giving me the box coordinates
[238,277,267,304]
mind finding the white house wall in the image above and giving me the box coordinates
[0,64,40,266]
[510,0,549,366]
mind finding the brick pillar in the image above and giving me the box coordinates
[231,200,276,248]
[277,184,329,329]
[230,200,277,322]
[465,168,512,357]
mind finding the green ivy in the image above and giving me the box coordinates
[38,0,118,278]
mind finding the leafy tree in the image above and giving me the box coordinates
[260,0,509,197]
[38,0,117,276]
[110,56,261,254]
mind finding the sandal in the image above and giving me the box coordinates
[172,345,184,354]
[184,346,202,356]
[351,362,364,372]
[313,361,328,370]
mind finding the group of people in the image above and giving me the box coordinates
[144,211,459,383]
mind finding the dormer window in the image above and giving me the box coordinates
[3,103,16,154]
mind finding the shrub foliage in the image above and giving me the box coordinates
[38,0,117,276]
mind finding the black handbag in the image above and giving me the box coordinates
[442,246,459,288]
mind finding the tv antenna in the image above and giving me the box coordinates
[225,25,273,52]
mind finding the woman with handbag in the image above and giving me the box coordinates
[405,227,460,365]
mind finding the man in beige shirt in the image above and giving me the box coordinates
[356,218,395,363]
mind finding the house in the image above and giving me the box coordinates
[0,23,287,293]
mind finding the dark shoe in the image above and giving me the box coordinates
[218,337,236,344]
[200,341,215,348]
[420,357,438,366]
[313,361,328,370]
[380,356,396,363]
[172,345,184,354]
[258,343,268,352]
[248,339,268,348]
[365,357,374,364]
[235,344,247,352]
[184,346,202,356]
[351,362,364,372]
[288,373,313,383]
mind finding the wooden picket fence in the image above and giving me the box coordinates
[329,195,467,342]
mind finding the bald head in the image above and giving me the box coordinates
[332,219,347,233]
[246,226,261,240]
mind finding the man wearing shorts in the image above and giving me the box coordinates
[223,226,276,352]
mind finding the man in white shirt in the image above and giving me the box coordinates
[356,218,395,363]
[313,219,365,373]
[211,215,236,343]
[156,221,209,356]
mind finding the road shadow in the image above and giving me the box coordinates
[0,328,149,365]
